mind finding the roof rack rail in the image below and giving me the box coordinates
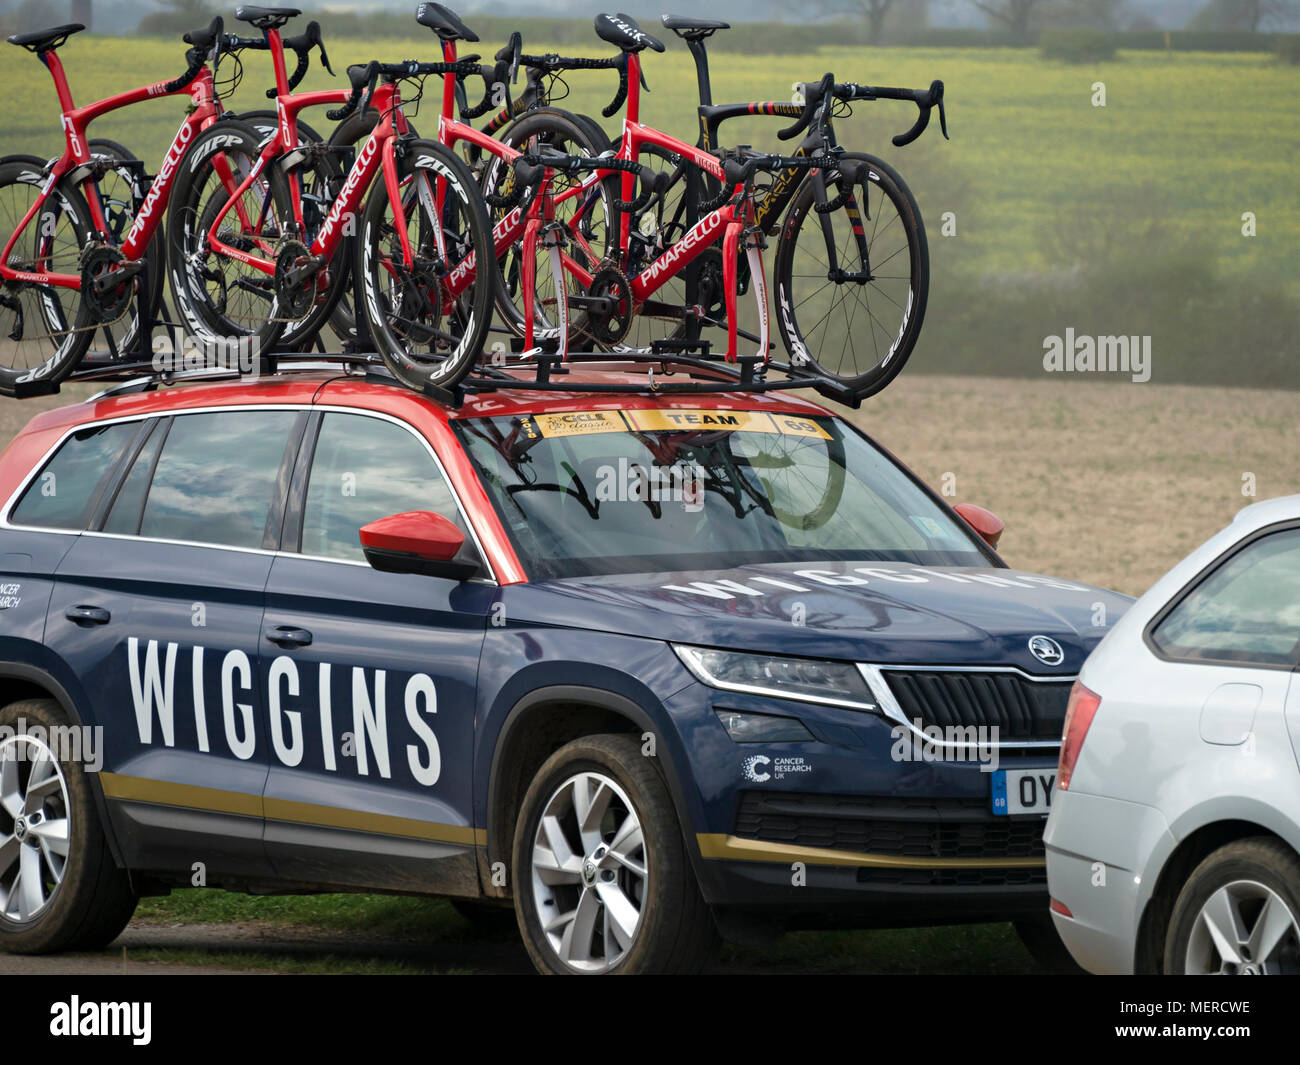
[0,351,388,400]
[1,345,864,409]
[430,349,864,410]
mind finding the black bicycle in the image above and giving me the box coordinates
[647,15,948,398]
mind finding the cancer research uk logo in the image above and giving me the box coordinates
[742,754,813,783]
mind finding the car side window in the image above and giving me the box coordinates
[9,422,138,530]
[135,410,300,550]
[300,412,471,563]
[1151,527,1300,667]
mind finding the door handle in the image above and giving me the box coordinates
[264,625,313,648]
[65,605,111,625]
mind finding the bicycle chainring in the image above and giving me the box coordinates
[585,266,634,347]
[274,239,319,321]
[79,244,134,322]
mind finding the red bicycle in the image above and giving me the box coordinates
[491,15,837,367]
[166,4,496,390]
[0,19,238,389]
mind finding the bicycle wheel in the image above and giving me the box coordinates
[323,109,422,349]
[86,138,165,359]
[773,151,927,398]
[355,138,494,393]
[0,161,95,387]
[165,119,295,355]
[487,108,616,356]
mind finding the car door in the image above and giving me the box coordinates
[259,408,493,894]
[1150,523,1300,764]
[44,407,307,879]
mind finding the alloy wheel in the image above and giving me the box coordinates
[529,770,647,973]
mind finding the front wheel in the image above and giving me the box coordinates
[1163,838,1300,975]
[512,733,717,975]
[355,139,494,393]
[773,151,928,399]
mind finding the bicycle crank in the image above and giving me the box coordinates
[581,266,634,347]
[274,239,325,320]
[80,245,143,323]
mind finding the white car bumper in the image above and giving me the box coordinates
[1044,789,1177,974]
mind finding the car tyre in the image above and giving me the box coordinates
[512,733,717,974]
[1014,916,1084,974]
[0,698,138,954]
[1163,837,1300,975]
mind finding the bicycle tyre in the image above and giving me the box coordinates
[773,151,928,399]
[165,118,296,355]
[355,138,495,393]
[0,161,96,387]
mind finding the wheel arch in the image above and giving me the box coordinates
[483,684,702,900]
[0,661,127,868]
[1135,818,1300,974]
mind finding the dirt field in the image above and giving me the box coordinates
[848,374,1299,597]
[7,373,1293,599]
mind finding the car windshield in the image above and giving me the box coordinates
[456,407,987,580]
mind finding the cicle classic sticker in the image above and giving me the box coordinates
[522,411,629,438]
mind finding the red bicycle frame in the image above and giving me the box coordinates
[0,49,225,290]
[201,27,420,296]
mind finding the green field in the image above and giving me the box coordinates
[1,38,1295,385]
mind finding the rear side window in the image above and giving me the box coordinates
[1151,527,1300,667]
[9,422,138,530]
[299,412,470,563]
[136,410,300,550]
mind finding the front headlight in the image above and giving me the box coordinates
[673,645,877,711]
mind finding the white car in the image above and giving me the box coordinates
[1045,494,1300,975]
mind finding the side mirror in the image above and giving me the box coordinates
[953,503,1004,551]
[359,510,478,581]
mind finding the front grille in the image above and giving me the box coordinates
[735,791,1046,863]
[881,670,1070,742]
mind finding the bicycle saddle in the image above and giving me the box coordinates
[7,23,85,52]
[233,6,301,31]
[661,15,730,40]
[416,2,479,42]
[594,13,665,54]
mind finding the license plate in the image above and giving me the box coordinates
[991,768,1056,816]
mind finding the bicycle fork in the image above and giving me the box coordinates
[720,210,769,363]
[811,163,874,284]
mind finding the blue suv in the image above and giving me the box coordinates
[0,368,1129,973]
